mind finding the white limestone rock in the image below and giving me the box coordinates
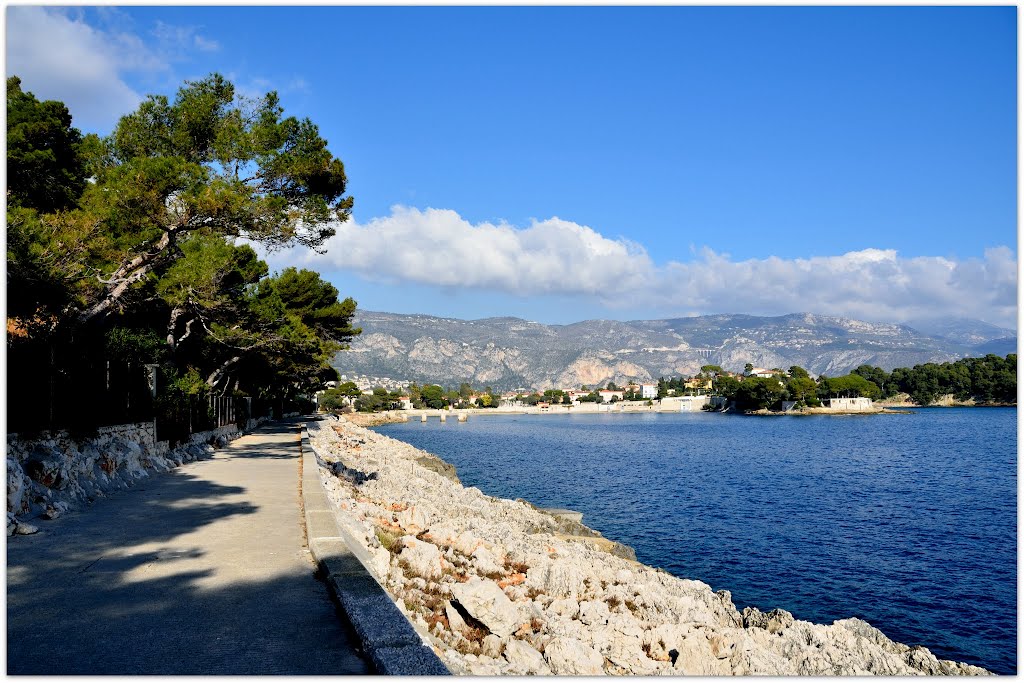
[548,597,579,619]
[481,634,503,659]
[544,636,605,675]
[471,545,504,576]
[672,633,731,675]
[453,530,482,556]
[605,633,657,674]
[397,505,430,534]
[445,600,468,632]
[579,599,610,626]
[369,546,391,580]
[503,638,548,673]
[14,521,39,535]
[526,559,588,599]
[398,536,444,580]
[451,577,524,638]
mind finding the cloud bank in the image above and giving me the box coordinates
[266,206,1018,329]
[6,7,220,132]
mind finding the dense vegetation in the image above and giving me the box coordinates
[7,75,359,437]
[694,356,1016,412]
[856,355,1016,405]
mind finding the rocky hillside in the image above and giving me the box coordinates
[334,311,1014,391]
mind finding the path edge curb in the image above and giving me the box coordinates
[300,422,451,676]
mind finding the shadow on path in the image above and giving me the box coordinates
[7,423,370,675]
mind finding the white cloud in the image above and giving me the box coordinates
[6,8,220,132]
[656,246,1017,329]
[6,6,150,130]
[262,206,1018,329]
[151,20,221,55]
[274,206,655,295]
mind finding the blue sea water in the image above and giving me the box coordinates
[375,408,1017,674]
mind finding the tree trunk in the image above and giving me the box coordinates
[207,355,242,391]
[78,231,173,325]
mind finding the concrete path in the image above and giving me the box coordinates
[6,421,371,675]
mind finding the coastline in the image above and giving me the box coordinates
[340,395,1016,426]
[307,414,991,676]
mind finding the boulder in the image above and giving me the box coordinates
[397,505,430,534]
[453,530,482,556]
[708,633,734,659]
[743,607,795,634]
[544,636,605,675]
[43,501,70,520]
[503,638,548,673]
[672,633,731,675]
[548,598,580,619]
[399,536,444,580]
[579,599,610,626]
[369,547,391,579]
[644,623,686,660]
[481,634,503,659]
[22,445,68,490]
[451,577,523,637]
[471,545,504,575]
[425,523,459,546]
[605,633,657,674]
[445,601,468,632]
[526,560,588,599]
[15,521,39,535]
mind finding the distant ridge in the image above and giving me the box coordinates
[333,310,1015,391]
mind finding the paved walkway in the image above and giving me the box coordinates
[7,421,370,675]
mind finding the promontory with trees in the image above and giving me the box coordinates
[7,74,360,440]
[682,355,1016,412]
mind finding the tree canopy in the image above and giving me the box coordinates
[7,73,360,434]
[817,373,881,400]
[733,376,785,411]
[7,77,87,213]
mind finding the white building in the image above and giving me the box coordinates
[660,396,710,412]
[824,397,874,411]
[640,383,658,399]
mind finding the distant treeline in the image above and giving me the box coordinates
[665,354,1016,412]
[850,354,1016,406]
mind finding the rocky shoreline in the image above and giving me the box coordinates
[308,416,990,676]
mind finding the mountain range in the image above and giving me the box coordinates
[332,311,1016,391]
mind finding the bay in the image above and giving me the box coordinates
[375,407,1017,674]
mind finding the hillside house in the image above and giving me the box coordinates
[640,383,658,399]
[684,377,713,392]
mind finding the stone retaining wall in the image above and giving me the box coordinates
[7,420,247,535]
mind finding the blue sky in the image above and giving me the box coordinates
[6,6,1018,328]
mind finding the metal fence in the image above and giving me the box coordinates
[7,344,155,437]
[8,345,266,445]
